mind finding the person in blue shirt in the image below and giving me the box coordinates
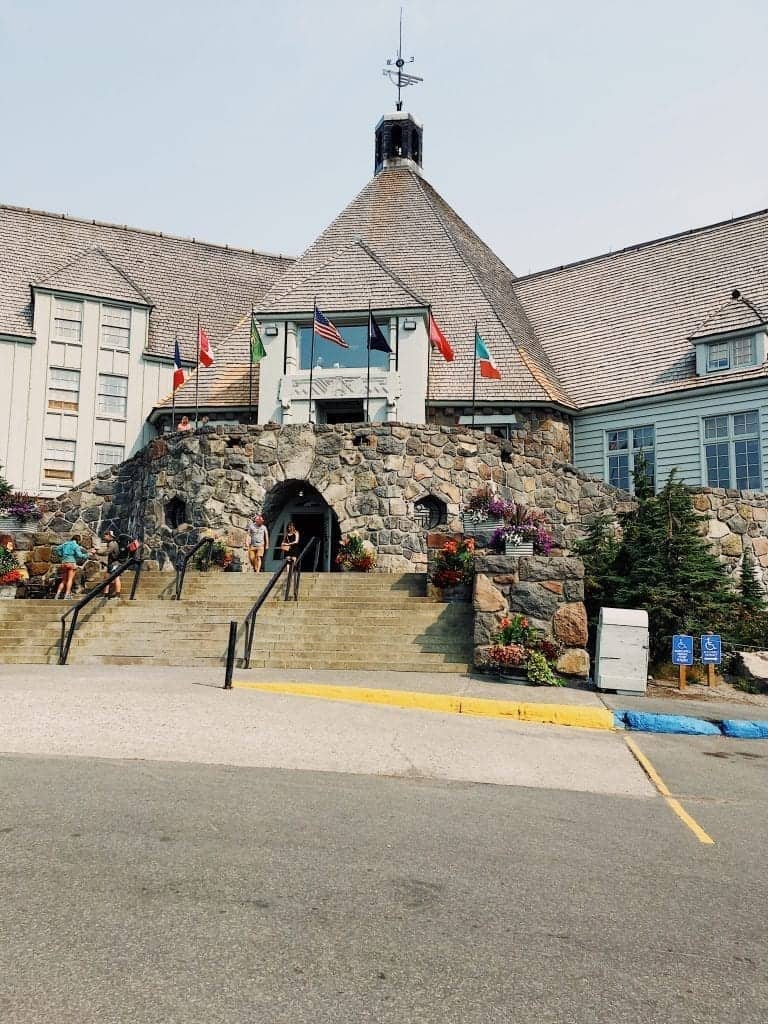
[54,535,95,600]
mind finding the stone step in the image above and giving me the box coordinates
[70,655,469,672]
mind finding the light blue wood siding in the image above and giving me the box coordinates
[573,383,768,489]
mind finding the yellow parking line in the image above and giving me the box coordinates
[232,680,615,731]
[624,736,714,845]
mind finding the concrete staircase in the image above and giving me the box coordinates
[0,571,473,673]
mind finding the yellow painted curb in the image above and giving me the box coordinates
[232,681,615,731]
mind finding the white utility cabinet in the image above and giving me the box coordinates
[595,607,649,694]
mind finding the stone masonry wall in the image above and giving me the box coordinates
[473,553,590,678]
[10,423,768,593]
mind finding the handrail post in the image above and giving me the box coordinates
[283,562,293,602]
[129,557,143,600]
[224,620,237,689]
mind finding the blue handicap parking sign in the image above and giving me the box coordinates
[700,634,722,665]
[672,635,694,666]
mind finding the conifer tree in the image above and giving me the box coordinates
[739,547,765,612]
[614,471,736,661]
[0,463,10,504]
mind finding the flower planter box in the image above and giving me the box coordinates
[439,582,472,603]
[0,585,17,600]
[461,513,502,543]
[503,540,534,556]
[0,515,22,533]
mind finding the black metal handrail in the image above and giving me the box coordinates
[59,556,143,665]
[224,536,318,687]
[175,536,214,600]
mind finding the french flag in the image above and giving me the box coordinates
[173,338,185,391]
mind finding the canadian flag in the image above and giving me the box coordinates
[198,325,214,367]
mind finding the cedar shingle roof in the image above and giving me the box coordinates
[155,363,258,410]
[256,166,574,407]
[689,291,767,340]
[0,204,293,361]
[514,209,768,408]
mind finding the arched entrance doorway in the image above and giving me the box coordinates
[262,480,340,572]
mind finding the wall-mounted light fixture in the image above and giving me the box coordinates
[402,318,417,330]
[264,325,279,337]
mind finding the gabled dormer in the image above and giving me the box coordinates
[690,289,768,376]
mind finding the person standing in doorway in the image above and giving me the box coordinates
[247,514,269,573]
[279,521,300,567]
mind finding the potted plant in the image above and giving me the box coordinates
[484,614,564,685]
[429,537,475,601]
[0,540,21,599]
[336,533,376,572]
[489,506,554,556]
[0,490,43,532]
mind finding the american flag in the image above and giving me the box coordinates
[313,306,348,348]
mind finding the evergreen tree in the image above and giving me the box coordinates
[574,514,621,623]
[614,472,736,661]
[0,463,10,504]
[739,547,765,612]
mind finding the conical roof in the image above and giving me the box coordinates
[258,166,574,406]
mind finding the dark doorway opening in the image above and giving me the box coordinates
[317,399,366,425]
[262,480,341,572]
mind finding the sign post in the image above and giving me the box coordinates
[672,635,694,689]
[700,633,722,688]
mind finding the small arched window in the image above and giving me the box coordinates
[165,496,187,529]
[413,495,447,530]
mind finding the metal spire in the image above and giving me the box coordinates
[382,8,423,111]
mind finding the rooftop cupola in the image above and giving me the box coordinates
[374,112,423,174]
[376,15,423,174]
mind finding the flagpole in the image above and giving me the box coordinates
[249,306,254,425]
[471,321,478,428]
[195,313,200,429]
[425,306,432,425]
[366,301,372,423]
[308,299,316,425]
[172,334,177,432]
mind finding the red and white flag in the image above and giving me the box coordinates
[198,325,214,367]
[428,312,455,362]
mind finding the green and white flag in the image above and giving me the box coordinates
[250,314,266,363]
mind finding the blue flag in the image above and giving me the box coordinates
[368,310,392,354]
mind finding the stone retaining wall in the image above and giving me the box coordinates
[472,553,590,678]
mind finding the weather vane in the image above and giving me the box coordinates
[382,8,423,111]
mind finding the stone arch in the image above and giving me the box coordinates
[164,496,187,529]
[262,479,341,572]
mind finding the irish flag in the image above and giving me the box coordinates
[475,330,501,379]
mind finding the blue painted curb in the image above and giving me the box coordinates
[720,719,768,739]
[615,709,768,739]
[616,710,721,736]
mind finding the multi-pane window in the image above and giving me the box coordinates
[704,411,762,490]
[606,425,656,492]
[44,438,76,481]
[706,333,757,372]
[101,306,131,349]
[97,374,128,418]
[48,367,80,412]
[53,298,82,343]
[94,443,125,472]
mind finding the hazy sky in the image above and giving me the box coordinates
[1,0,767,274]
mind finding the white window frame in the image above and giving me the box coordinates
[93,443,125,472]
[43,437,76,482]
[97,374,129,419]
[604,424,656,493]
[705,332,757,374]
[47,367,81,412]
[53,297,83,344]
[702,410,762,491]
[100,305,131,350]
